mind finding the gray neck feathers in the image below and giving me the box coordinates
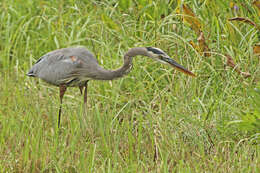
[94,47,148,80]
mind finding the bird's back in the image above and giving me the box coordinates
[27,47,99,86]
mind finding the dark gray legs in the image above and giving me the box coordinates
[58,85,67,128]
[58,82,88,128]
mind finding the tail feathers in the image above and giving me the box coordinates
[27,70,36,77]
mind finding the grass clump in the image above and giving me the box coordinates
[0,0,259,172]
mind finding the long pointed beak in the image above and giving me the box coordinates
[162,56,196,77]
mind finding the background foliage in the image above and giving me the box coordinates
[0,0,259,172]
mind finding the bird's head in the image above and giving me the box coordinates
[146,47,195,77]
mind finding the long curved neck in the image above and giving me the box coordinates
[94,47,148,80]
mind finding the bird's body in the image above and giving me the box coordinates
[27,46,195,127]
[28,47,101,87]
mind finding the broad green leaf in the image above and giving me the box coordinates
[119,0,132,11]
[101,14,120,31]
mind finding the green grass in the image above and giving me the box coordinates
[0,0,259,172]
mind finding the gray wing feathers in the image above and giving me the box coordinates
[27,47,98,86]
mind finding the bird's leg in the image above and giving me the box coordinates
[83,81,89,107]
[58,85,67,128]
[82,81,89,117]
[79,86,84,95]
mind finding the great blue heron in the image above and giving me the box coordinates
[27,47,195,127]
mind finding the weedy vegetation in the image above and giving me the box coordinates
[0,0,259,172]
